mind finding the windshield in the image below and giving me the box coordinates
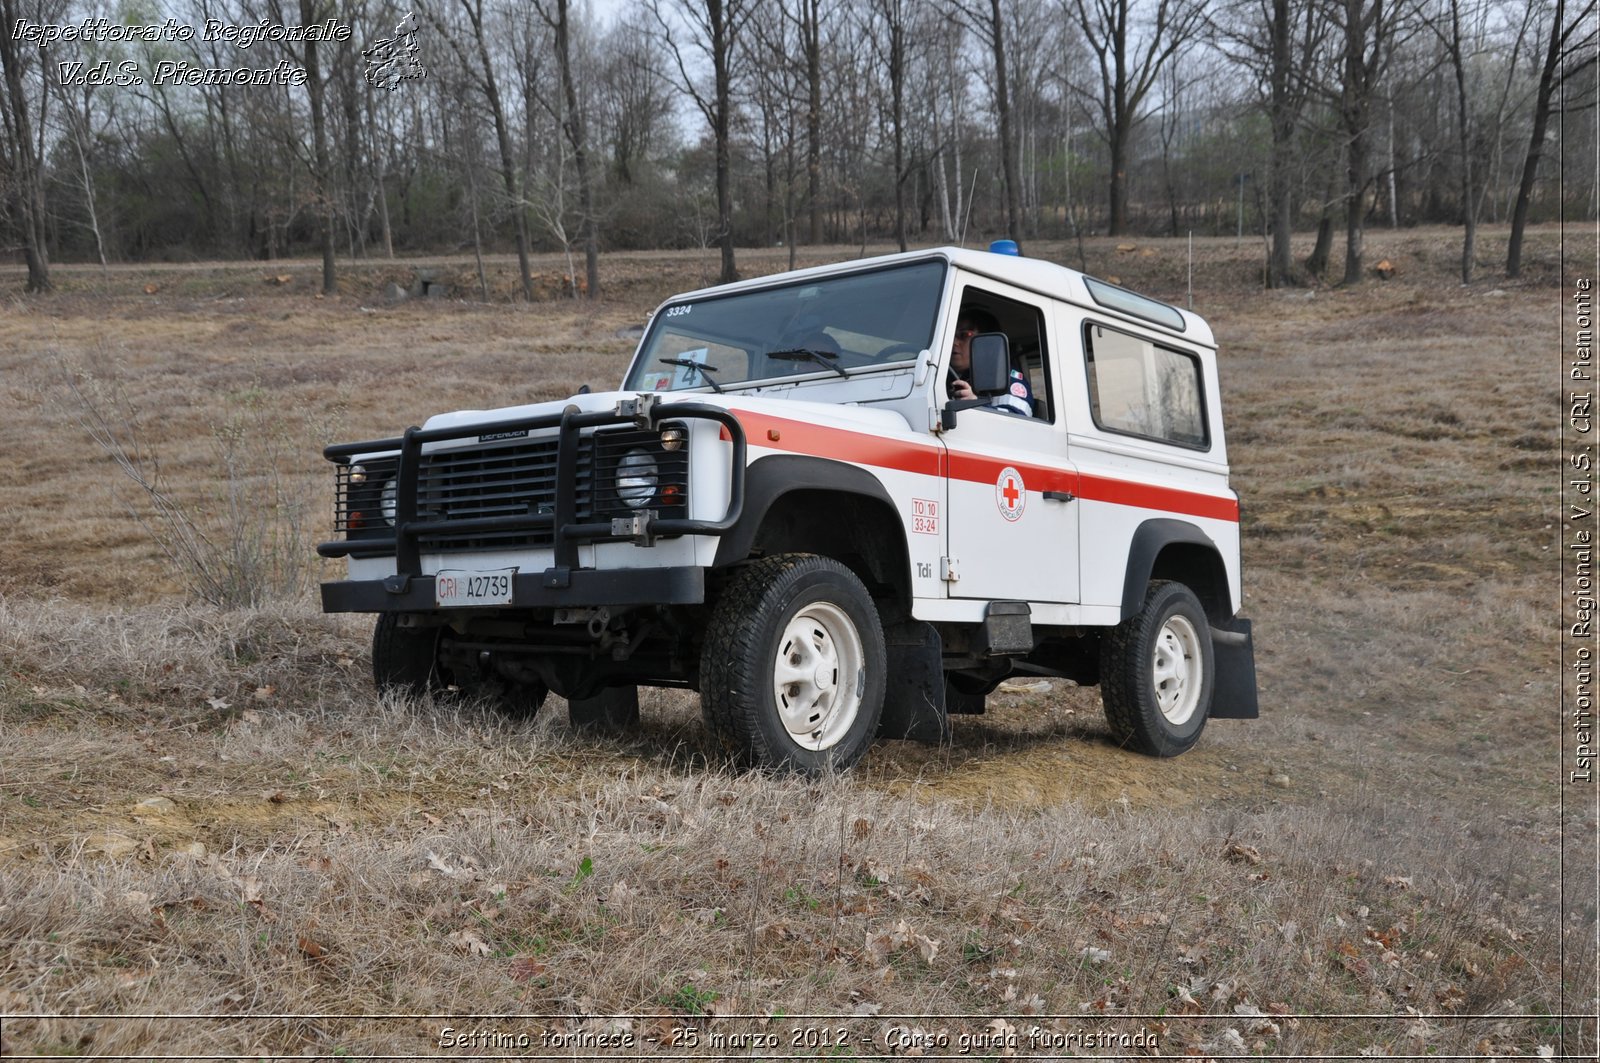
[625,260,946,393]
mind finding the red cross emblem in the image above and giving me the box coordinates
[995,466,1026,522]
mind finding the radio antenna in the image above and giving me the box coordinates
[958,168,980,247]
[1187,231,1194,309]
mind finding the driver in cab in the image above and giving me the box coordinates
[947,308,1033,416]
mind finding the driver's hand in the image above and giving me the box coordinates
[951,378,975,401]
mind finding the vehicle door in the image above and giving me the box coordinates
[942,277,1080,604]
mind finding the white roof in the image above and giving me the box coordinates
[662,245,1215,349]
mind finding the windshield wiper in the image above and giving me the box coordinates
[658,357,726,393]
[765,348,848,378]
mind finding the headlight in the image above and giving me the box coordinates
[380,479,397,524]
[616,449,658,508]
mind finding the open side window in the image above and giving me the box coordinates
[957,286,1054,422]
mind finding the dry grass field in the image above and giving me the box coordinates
[0,228,1594,1059]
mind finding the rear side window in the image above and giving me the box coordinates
[1084,323,1209,449]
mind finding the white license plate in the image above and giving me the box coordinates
[434,568,515,608]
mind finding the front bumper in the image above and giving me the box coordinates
[317,395,745,613]
[320,566,706,613]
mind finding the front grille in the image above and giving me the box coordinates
[319,403,743,571]
[415,435,583,552]
[327,426,691,555]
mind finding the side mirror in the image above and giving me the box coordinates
[968,333,1011,396]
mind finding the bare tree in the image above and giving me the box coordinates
[1002,0,1057,239]
[652,0,751,283]
[0,0,55,291]
[1438,0,1479,282]
[1212,0,1329,286]
[867,0,912,251]
[745,5,806,261]
[535,0,600,298]
[1070,0,1206,236]
[595,15,675,187]
[280,0,337,293]
[422,0,535,300]
[950,0,1024,242]
[780,0,830,245]
[50,62,114,267]
[1323,0,1420,285]
[1507,0,1597,277]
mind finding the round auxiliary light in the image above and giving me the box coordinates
[349,464,368,484]
[660,426,688,451]
[380,479,398,525]
[617,450,659,508]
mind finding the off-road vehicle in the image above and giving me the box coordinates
[319,245,1258,773]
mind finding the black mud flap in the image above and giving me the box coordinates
[1210,617,1259,719]
[879,620,952,744]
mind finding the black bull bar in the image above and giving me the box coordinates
[316,397,746,591]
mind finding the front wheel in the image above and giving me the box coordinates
[372,613,445,697]
[1100,581,1215,757]
[372,614,547,718]
[701,554,886,775]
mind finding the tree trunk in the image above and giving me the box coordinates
[1,0,54,291]
[460,1,534,301]
[988,0,1021,245]
[1108,116,1130,236]
[554,0,600,298]
[1337,0,1377,287]
[301,0,336,295]
[1305,172,1338,278]
[1267,0,1294,288]
[711,0,739,283]
[804,0,822,245]
[1446,0,1475,284]
[338,46,366,259]
[1341,131,1367,286]
[888,0,907,252]
[1508,0,1571,279]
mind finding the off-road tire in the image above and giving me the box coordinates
[372,614,446,697]
[700,554,886,775]
[568,686,641,734]
[372,614,547,718]
[488,677,549,720]
[1101,580,1214,757]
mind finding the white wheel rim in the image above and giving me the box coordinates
[1152,614,1203,726]
[772,601,864,751]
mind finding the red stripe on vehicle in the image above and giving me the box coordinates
[1076,472,1239,521]
[730,409,943,476]
[728,408,1237,523]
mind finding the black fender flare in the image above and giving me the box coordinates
[1120,518,1232,621]
[1121,519,1257,720]
[712,453,901,569]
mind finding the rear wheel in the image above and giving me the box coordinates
[701,554,885,774]
[1101,581,1214,757]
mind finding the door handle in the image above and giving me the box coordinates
[1044,491,1075,503]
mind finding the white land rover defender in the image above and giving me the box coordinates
[319,245,1258,773]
